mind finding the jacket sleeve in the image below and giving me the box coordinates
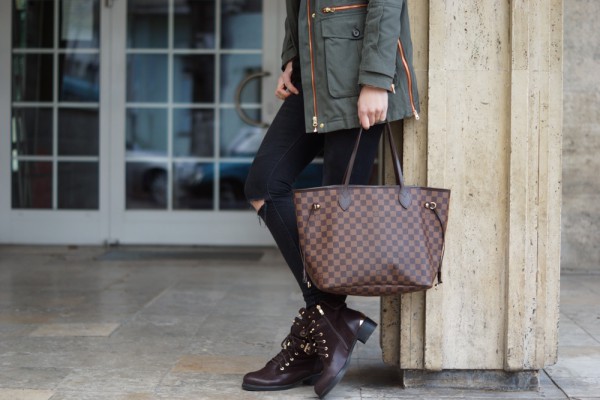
[358,0,404,90]
[281,16,298,70]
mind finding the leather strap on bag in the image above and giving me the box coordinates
[338,123,412,211]
[336,123,448,284]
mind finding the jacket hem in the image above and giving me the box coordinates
[307,109,416,134]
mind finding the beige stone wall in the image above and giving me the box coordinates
[381,0,562,374]
[561,0,600,272]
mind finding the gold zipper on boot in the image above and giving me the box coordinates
[315,305,348,349]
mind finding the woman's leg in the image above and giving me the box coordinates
[243,88,330,391]
[244,88,336,308]
[243,95,384,393]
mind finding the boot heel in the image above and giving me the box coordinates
[356,317,377,344]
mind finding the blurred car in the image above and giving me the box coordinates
[125,148,323,210]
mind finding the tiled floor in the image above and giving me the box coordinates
[0,246,598,399]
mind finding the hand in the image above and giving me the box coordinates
[275,61,299,100]
[357,85,388,130]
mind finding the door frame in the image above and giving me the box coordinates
[0,0,12,243]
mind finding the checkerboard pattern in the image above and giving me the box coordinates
[294,185,451,295]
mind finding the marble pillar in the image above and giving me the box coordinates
[381,0,563,389]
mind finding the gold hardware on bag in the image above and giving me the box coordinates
[425,202,437,210]
[312,203,321,210]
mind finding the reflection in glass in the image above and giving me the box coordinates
[12,0,55,48]
[12,161,53,209]
[126,161,167,209]
[219,163,250,210]
[11,108,53,156]
[12,54,54,102]
[220,108,262,157]
[58,108,99,156]
[58,162,99,209]
[126,108,168,155]
[59,0,100,48]
[59,54,100,102]
[173,109,214,157]
[173,55,215,103]
[221,0,262,49]
[173,162,214,210]
[127,0,168,48]
[220,54,261,103]
[127,54,168,102]
[174,0,216,49]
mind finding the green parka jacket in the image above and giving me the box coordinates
[282,0,420,133]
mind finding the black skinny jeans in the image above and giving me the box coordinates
[244,82,383,308]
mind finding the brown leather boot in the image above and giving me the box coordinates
[242,307,323,391]
[309,301,377,398]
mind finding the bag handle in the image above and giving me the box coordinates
[338,123,412,210]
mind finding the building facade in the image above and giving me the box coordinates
[1,0,598,280]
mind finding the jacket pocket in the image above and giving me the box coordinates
[321,13,366,99]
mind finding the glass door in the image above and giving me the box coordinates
[107,0,285,244]
[0,0,111,243]
[0,0,293,245]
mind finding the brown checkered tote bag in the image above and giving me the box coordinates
[294,124,450,296]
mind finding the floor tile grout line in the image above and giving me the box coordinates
[108,280,183,338]
[542,369,573,399]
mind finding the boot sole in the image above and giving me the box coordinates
[242,373,321,391]
[317,317,377,399]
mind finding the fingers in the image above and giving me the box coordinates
[284,80,299,95]
[275,61,299,100]
[359,114,372,130]
[357,85,388,129]
[275,80,292,100]
[275,77,289,100]
[282,61,299,94]
[358,103,387,129]
[275,85,296,100]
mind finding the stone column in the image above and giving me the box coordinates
[381,0,563,389]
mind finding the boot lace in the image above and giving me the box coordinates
[270,308,316,371]
[270,333,304,371]
[307,320,329,359]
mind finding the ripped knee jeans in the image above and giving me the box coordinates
[244,85,384,307]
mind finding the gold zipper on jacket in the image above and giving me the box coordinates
[397,39,419,120]
[307,1,319,132]
[322,3,367,13]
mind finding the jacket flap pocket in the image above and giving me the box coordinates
[321,15,366,40]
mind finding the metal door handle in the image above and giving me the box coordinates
[234,71,271,129]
